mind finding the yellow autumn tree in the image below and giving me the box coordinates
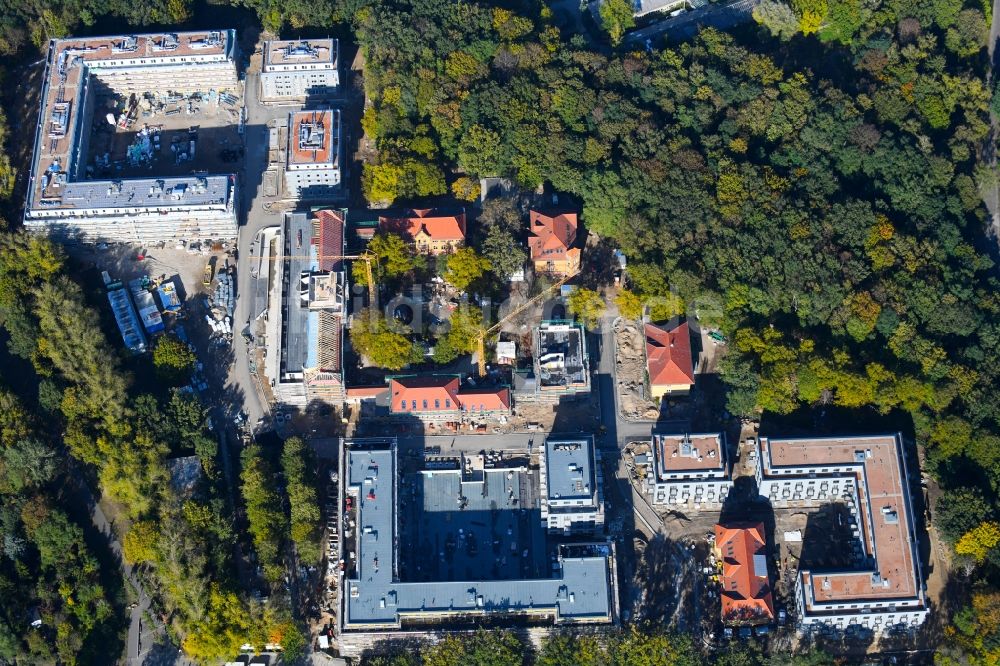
[956,521,1000,562]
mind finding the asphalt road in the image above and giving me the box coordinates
[228,67,282,429]
[66,470,161,665]
[625,0,760,44]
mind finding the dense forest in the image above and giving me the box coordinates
[0,0,999,663]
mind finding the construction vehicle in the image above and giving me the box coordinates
[475,270,578,377]
[203,260,214,288]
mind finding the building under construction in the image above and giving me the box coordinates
[531,321,590,400]
[24,31,239,242]
[284,108,341,200]
[260,39,339,101]
[262,208,347,407]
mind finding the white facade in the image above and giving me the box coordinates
[24,175,237,242]
[646,433,732,509]
[25,31,239,241]
[284,109,341,199]
[539,437,605,535]
[261,39,339,101]
[284,164,341,199]
[756,434,928,637]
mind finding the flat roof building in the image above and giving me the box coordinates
[285,109,341,199]
[24,31,238,242]
[646,432,731,508]
[337,438,617,657]
[539,437,605,535]
[533,321,590,399]
[755,434,928,635]
[261,39,339,101]
[264,209,346,406]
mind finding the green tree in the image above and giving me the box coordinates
[281,437,322,564]
[945,9,987,58]
[936,487,996,545]
[478,198,522,233]
[754,0,800,39]
[240,445,287,582]
[153,334,196,384]
[367,233,424,282]
[599,0,635,46]
[567,288,607,329]
[458,125,503,176]
[481,225,526,280]
[608,627,701,666]
[350,309,422,370]
[445,248,492,291]
[537,633,606,666]
[421,630,523,666]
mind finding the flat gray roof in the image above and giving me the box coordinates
[281,211,316,376]
[344,441,613,628]
[34,174,232,213]
[544,438,596,502]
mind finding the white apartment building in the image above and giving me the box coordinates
[25,175,236,242]
[24,31,239,241]
[284,109,341,199]
[538,437,605,535]
[645,433,732,509]
[261,39,339,101]
[756,434,928,636]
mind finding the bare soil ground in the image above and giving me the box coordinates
[86,91,244,180]
[614,319,659,420]
[67,244,227,301]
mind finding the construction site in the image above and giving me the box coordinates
[84,87,244,180]
[613,319,659,420]
[25,30,241,242]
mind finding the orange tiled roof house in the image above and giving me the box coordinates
[389,376,511,421]
[714,522,775,626]
[528,210,581,276]
[379,209,466,255]
[644,321,695,398]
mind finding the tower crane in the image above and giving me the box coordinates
[475,270,578,377]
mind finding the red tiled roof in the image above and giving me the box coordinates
[346,386,388,399]
[314,208,345,271]
[390,376,460,413]
[645,321,694,387]
[458,388,511,412]
[379,209,466,243]
[715,522,774,624]
[389,376,511,414]
[528,210,578,261]
[289,110,337,166]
